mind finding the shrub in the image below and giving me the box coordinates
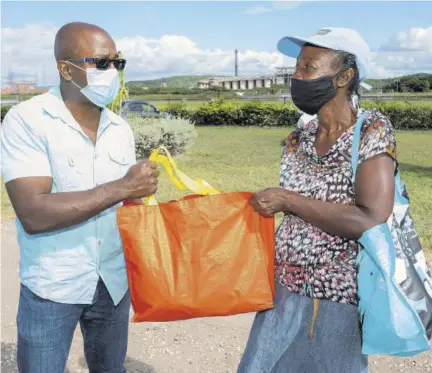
[171,100,301,127]
[128,116,197,159]
[1,106,12,122]
[191,101,301,127]
[362,101,432,130]
[163,102,193,120]
[238,102,300,127]
[191,100,239,126]
[237,102,274,126]
[165,100,432,130]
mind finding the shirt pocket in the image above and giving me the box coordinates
[108,149,131,178]
[51,153,90,192]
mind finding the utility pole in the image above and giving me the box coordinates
[235,49,239,77]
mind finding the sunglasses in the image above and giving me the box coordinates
[66,58,127,71]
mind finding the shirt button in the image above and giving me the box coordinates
[94,153,98,159]
[97,239,102,246]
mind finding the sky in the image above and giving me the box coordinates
[1,1,432,86]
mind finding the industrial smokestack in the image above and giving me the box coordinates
[235,49,239,77]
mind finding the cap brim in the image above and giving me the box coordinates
[278,36,369,82]
[360,82,372,90]
[277,36,305,58]
[277,36,338,59]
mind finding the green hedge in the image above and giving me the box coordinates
[165,100,301,127]
[362,101,432,130]
[2,101,432,130]
[161,103,192,121]
[1,106,11,122]
[165,100,432,130]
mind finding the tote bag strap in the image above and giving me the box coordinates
[144,146,220,206]
[351,110,368,183]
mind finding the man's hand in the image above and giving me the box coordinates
[121,160,160,200]
[250,188,294,217]
[5,160,160,235]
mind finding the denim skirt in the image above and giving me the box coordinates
[237,282,368,373]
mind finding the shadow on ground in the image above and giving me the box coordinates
[78,355,157,373]
[1,342,156,373]
[0,342,69,373]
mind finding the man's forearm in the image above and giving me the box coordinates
[19,179,129,234]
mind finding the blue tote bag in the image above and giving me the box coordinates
[352,111,432,356]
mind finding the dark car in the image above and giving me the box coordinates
[120,100,172,120]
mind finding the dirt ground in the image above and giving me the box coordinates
[1,219,431,373]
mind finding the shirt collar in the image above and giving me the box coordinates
[43,86,122,127]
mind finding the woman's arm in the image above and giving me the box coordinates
[250,153,395,240]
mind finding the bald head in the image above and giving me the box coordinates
[54,22,116,62]
[55,22,119,103]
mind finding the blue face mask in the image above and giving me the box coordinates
[68,62,120,107]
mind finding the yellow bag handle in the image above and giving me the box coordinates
[144,146,220,206]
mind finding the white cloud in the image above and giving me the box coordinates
[381,26,432,52]
[272,2,302,11]
[1,24,431,87]
[370,50,432,77]
[373,26,432,77]
[243,5,273,16]
[1,24,58,85]
[0,24,290,86]
[117,34,288,81]
[243,1,301,16]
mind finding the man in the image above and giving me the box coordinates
[1,22,159,373]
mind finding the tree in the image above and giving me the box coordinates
[382,74,432,93]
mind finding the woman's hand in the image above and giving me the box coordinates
[254,155,395,239]
[250,188,295,217]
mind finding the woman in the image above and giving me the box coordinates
[238,28,396,373]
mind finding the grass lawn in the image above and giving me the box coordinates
[151,100,208,109]
[1,127,431,254]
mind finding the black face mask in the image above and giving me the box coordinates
[290,76,337,115]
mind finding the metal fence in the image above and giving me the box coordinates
[2,93,431,108]
[1,98,19,106]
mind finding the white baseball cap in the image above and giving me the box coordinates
[278,27,371,82]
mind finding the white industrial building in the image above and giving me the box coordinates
[197,67,295,91]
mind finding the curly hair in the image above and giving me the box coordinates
[331,50,360,98]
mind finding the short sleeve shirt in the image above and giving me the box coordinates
[275,109,396,305]
[1,87,136,305]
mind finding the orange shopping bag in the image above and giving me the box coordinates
[117,147,275,322]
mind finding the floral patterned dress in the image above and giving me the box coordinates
[275,109,397,305]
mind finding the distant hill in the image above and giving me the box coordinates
[364,77,402,90]
[366,73,432,92]
[127,75,219,89]
[127,73,432,91]
[361,73,432,91]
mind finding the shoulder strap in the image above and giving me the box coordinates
[351,110,369,183]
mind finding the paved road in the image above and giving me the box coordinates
[1,219,431,372]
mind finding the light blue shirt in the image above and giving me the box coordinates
[1,87,136,305]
